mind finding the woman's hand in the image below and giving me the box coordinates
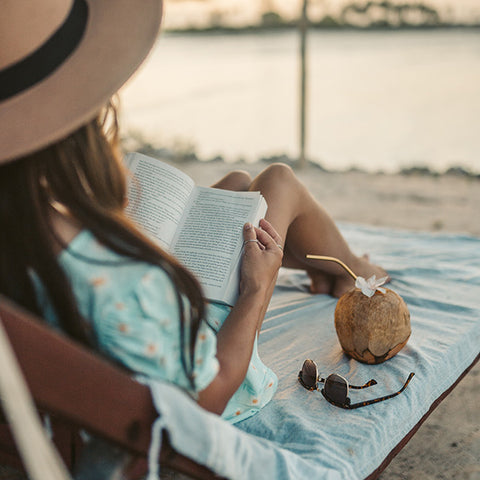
[240,219,283,297]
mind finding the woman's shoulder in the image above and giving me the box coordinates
[59,230,170,282]
[58,230,177,310]
[60,229,129,265]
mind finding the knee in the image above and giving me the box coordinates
[219,170,252,191]
[260,163,296,184]
[230,170,252,190]
[231,170,252,187]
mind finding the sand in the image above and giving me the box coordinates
[181,160,480,237]
[180,160,480,480]
[1,161,478,479]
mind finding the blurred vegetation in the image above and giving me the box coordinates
[339,1,441,28]
[167,0,479,33]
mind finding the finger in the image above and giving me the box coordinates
[243,222,257,241]
[254,226,279,251]
[259,218,283,245]
[258,219,283,249]
[243,223,263,250]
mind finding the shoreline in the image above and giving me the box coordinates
[126,140,480,180]
[164,24,480,36]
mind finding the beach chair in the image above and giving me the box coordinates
[1,223,479,479]
[0,296,220,480]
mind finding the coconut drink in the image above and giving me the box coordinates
[307,255,411,364]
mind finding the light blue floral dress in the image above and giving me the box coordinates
[34,230,277,424]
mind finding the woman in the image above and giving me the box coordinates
[0,0,386,423]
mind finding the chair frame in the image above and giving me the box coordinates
[0,296,221,480]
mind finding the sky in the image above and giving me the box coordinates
[163,0,480,29]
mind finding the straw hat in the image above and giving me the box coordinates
[0,0,163,164]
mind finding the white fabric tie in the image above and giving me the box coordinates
[145,414,167,480]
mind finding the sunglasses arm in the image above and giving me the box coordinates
[346,372,415,409]
[348,379,377,389]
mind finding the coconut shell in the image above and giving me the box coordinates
[334,287,411,364]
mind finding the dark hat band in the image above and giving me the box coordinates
[0,0,88,102]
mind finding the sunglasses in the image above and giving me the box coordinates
[298,359,415,409]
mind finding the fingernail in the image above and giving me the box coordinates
[245,222,253,230]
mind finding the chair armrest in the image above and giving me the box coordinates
[0,296,223,480]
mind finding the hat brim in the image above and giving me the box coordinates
[0,0,162,164]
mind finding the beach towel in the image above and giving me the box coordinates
[145,223,479,479]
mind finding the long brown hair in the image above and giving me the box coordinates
[0,101,204,387]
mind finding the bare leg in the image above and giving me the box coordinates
[210,170,252,191]
[248,164,388,298]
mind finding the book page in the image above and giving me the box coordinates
[171,187,267,304]
[124,152,195,249]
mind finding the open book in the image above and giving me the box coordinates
[124,152,267,306]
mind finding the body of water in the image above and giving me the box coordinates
[120,29,480,173]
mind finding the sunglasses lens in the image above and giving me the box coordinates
[301,359,318,389]
[324,374,348,404]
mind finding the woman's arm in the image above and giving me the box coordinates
[197,220,283,414]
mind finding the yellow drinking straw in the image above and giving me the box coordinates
[306,255,357,280]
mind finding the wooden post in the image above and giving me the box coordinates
[299,0,308,169]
